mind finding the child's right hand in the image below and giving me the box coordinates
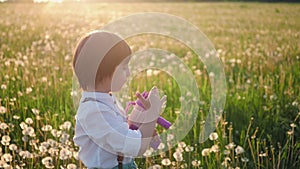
[129,86,166,124]
[137,86,166,115]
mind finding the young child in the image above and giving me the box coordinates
[72,31,166,169]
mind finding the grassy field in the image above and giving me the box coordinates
[0,2,300,169]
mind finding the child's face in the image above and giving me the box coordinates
[111,56,131,92]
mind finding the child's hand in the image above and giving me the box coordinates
[136,86,166,112]
[129,86,166,124]
[153,129,158,136]
[150,129,161,150]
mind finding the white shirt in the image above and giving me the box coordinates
[73,91,142,169]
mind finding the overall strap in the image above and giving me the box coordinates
[81,97,124,169]
[117,153,124,169]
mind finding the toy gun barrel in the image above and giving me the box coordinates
[157,117,171,129]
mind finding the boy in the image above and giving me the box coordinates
[72,31,166,169]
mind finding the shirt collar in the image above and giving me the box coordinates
[81,91,115,105]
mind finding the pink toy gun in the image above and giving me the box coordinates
[126,91,171,149]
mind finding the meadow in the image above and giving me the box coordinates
[0,2,300,169]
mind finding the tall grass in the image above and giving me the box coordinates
[0,2,299,169]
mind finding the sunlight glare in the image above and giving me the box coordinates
[33,0,64,3]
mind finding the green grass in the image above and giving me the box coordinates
[0,2,299,169]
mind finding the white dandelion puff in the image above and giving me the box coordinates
[1,135,11,146]
[25,118,33,124]
[161,158,171,166]
[201,148,210,156]
[173,151,183,162]
[235,145,245,155]
[209,132,218,141]
[0,106,7,114]
[1,153,12,162]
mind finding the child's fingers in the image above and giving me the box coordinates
[153,129,158,136]
[136,92,150,109]
[160,95,167,104]
[150,86,158,96]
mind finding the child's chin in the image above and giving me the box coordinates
[111,85,124,92]
[111,82,126,92]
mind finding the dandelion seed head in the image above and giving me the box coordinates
[47,139,58,147]
[153,70,160,76]
[192,160,201,166]
[225,142,236,150]
[39,145,47,154]
[235,145,245,155]
[149,164,161,169]
[147,69,153,77]
[8,144,17,151]
[48,148,59,157]
[59,148,71,160]
[290,123,296,128]
[1,154,12,162]
[72,151,79,160]
[70,91,78,97]
[143,149,153,157]
[41,77,48,82]
[0,106,6,114]
[26,87,32,94]
[51,129,62,137]
[259,152,267,157]
[210,144,220,153]
[161,158,171,166]
[67,163,77,169]
[209,132,218,141]
[0,123,9,130]
[60,121,72,130]
[42,156,54,168]
[1,84,7,90]
[167,134,174,142]
[22,126,35,137]
[31,108,40,115]
[25,118,33,124]
[241,157,249,163]
[201,148,210,156]
[224,149,230,155]
[292,101,298,106]
[185,145,194,152]
[42,125,53,132]
[178,141,186,148]
[158,143,165,150]
[13,115,20,119]
[36,115,42,120]
[42,157,52,165]
[20,122,28,130]
[1,135,10,146]
[180,163,187,168]
[173,151,183,162]
[194,69,201,76]
[19,150,31,159]
[22,136,29,142]
[59,133,70,143]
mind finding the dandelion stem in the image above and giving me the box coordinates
[247,138,256,167]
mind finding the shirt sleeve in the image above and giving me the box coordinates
[76,102,142,157]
